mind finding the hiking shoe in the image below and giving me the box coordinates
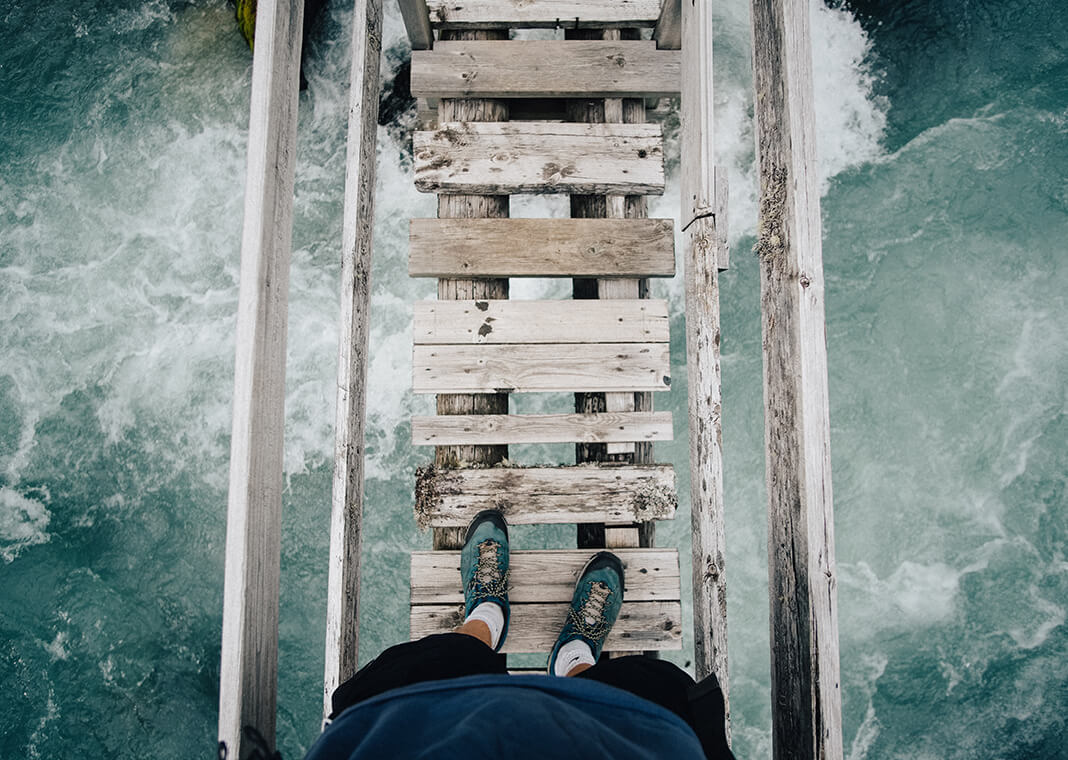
[548,551,625,673]
[460,509,510,652]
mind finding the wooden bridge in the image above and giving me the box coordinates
[217,0,842,758]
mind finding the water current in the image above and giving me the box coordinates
[1,0,1065,757]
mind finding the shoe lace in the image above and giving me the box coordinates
[568,580,613,641]
[469,539,508,600]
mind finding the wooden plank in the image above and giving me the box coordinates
[411,411,673,445]
[427,0,662,29]
[653,0,681,49]
[411,41,680,99]
[414,122,665,195]
[681,0,730,722]
[409,218,675,278]
[414,464,677,527]
[413,299,669,344]
[411,548,679,603]
[397,0,434,50]
[605,525,641,548]
[218,1,303,757]
[751,0,843,757]
[322,0,383,721]
[413,343,671,394]
[432,28,511,553]
[412,601,682,652]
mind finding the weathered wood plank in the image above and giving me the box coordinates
[411,548,679,603]
[411,41,680,99]
[653,0,681,49]
[409,218,675,278]
[751,0,843,757]
[218,0,303,756]
[427,0,662,29]
[414,464,677,526]
[397,0,434,50]
[414,122,665,195]
[681,0,730,723]
[322,0,383,721]
[411,411,673,445]
[412,601,683,652]
[413,343,671,394]
[431,28,511,553]
[414,299,669,344]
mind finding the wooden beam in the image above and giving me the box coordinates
[652,0,681,49]
[412,601,682,652]
[217,1,303,757]
[414,121,665,195]
[413,299,669,344]
[411,548,679,603]
[681,0,730,729]
[432,27,511,553]
[751,0,843,758]
[414,464,677,527]
[411,41,680,99]
[413,343,671,394]
[409,218,675,278]
[322,0,382,721]
[427,0,662,29]
[411,411,674,446]
[397,0,434,50]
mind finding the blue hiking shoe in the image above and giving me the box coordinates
[548,551,625,673]
[460,509,510,652]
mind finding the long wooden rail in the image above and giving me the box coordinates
[217,0,304,757]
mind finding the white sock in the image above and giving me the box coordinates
[465,602,505,649]
[553,639,595,677]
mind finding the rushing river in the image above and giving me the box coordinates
[1,0,1065,757]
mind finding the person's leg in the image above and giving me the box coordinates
[329,632,505,718]
[547,552,624,677]
[331,510,512,718]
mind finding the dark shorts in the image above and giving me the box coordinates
[330,633,734,760]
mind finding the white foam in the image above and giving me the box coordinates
[0,487,51,562]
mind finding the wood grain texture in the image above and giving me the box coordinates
[409,218,675,278]
[653,0,681,49]
[414,121,665,195]
[411,41,680,99]
[410,548,679,603]
[413,299,669,344]
[397,0,433,49]
[431,28,511,552]
[322,0,383,721]
[411,411,673,445]
[427,0,662,29]
[413,343,671,394]
[414,465,677,526]
[412,601,682,652]
[681,0,731,727]
[218,0,303,756]
[751,0,843,757]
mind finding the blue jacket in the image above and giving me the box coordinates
[305,673,707,759]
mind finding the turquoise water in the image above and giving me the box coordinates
[1,0,1065,757]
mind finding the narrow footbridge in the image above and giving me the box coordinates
[217,0,843,758]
